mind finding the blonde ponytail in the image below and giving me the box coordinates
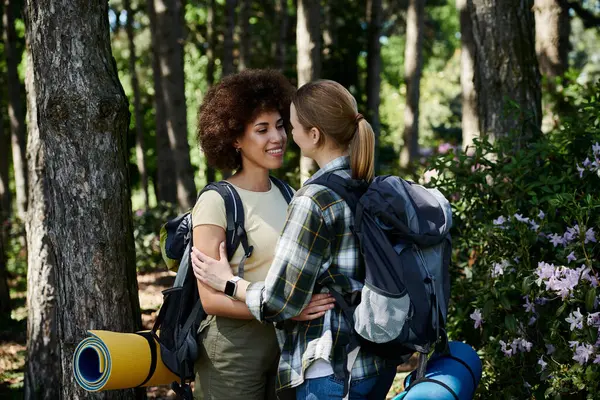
[349,119,375,182]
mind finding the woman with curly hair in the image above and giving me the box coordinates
[192,69,335,400]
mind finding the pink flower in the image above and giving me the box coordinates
[566,308,584,331]
[499,340,513,357]
[538,357,547,371]
[470,309,484,329]
[585,228,597,244]
[573,343,594,365]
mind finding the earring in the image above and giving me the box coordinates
[235,148,240,153]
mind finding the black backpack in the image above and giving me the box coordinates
[152,177,294,399]
[311,173,452,387]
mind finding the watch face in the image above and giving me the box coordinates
[224,280,236,297]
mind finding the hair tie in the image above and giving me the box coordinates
[355,113,364,124]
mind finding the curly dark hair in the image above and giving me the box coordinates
[197,69,294,171]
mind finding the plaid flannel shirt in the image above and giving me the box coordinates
[246,156,385,391]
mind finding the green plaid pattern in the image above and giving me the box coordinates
[246,157,384,391]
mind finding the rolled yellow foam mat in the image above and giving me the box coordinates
[73,330,179,391]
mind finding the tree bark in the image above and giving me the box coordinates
[24,2,142,398]
[400,0,425,169]
[148,0,177,204]
[223,0,236,76]
[0,98,11,318]
[366,0,382,173]
[152,0,197,210]
[534,0,570,78]
[3,0,28,221]
[469,0,542,144]
[125,0,150,210]
[297,0,321,184]
[457,0,479,153]
[205,0,216,183]
[238,0,251,71]
[275,0,288,71]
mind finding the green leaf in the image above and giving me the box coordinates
[556,302,567,317]
[505,315,517,333]
[586,288,597,311]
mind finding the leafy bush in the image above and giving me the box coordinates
[133,202,179,272]
[427,83,600,398]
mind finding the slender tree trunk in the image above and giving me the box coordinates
[205,0,216,183]
[223,0,236,77]
[3,0,27,221]
[400,0,425,169]
[148,0,177,204]
[24,1,142,398]
[238,0,251,71]
[153,0,197,210]
[457,0,479,153]
[469,0,542,144]
[366,0,382,173]
[534,0,570,78]
[0,103,11,318]
[297,0,321,184]
[275,0,288,71]
[125,0,150,210]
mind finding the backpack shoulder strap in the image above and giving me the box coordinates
[269,175,294,204]
[198,182,252,278]
[310,173,366,214]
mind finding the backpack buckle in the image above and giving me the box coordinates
[246,245,254,258]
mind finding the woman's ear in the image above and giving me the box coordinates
[310,127,321,145]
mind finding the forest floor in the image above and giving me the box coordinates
[0,271,408,399]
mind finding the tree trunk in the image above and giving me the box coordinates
[275,0,288,71]
[400,0,425,169]
[457,0,479,153]
[3,0,27,221]
[152,0,197,210]
[366,0,382,173]
[534,0,570,78]
[148,0,177,204]
[205,0,216,183]
[24,2,142,398]
[238,0,251,71]
[223,0,236,76]
[469,0,542,144]
[125,0,150,210]
[297,0,321,184]
[0,101,11,318]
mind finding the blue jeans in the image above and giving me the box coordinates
[295,374,379,400]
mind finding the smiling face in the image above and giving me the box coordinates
[234,110,287,171]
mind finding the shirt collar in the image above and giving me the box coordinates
[305,156,350,185]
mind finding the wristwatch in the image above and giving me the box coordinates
[224,276,242,298]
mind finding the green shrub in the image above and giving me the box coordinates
[133,202,179,272]
[427,82,600,399]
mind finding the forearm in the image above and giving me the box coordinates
[198,282,253,319]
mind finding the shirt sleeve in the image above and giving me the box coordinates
[191,190,227,229]
[246,193,330,322]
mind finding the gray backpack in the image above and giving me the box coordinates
[312,173,452,380]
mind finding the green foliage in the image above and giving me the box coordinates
[426,82,600,398]
[132,203,179,272]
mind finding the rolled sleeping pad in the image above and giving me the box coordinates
[73,330,179,391]
[391,341,482,400]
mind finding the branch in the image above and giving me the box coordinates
[568,1,600,29]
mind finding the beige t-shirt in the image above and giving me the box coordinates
[191,183,290,283]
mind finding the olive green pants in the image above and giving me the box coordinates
[194,315,280,400]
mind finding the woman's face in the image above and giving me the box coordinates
[236,110,287,171]
[290,104,316,159]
